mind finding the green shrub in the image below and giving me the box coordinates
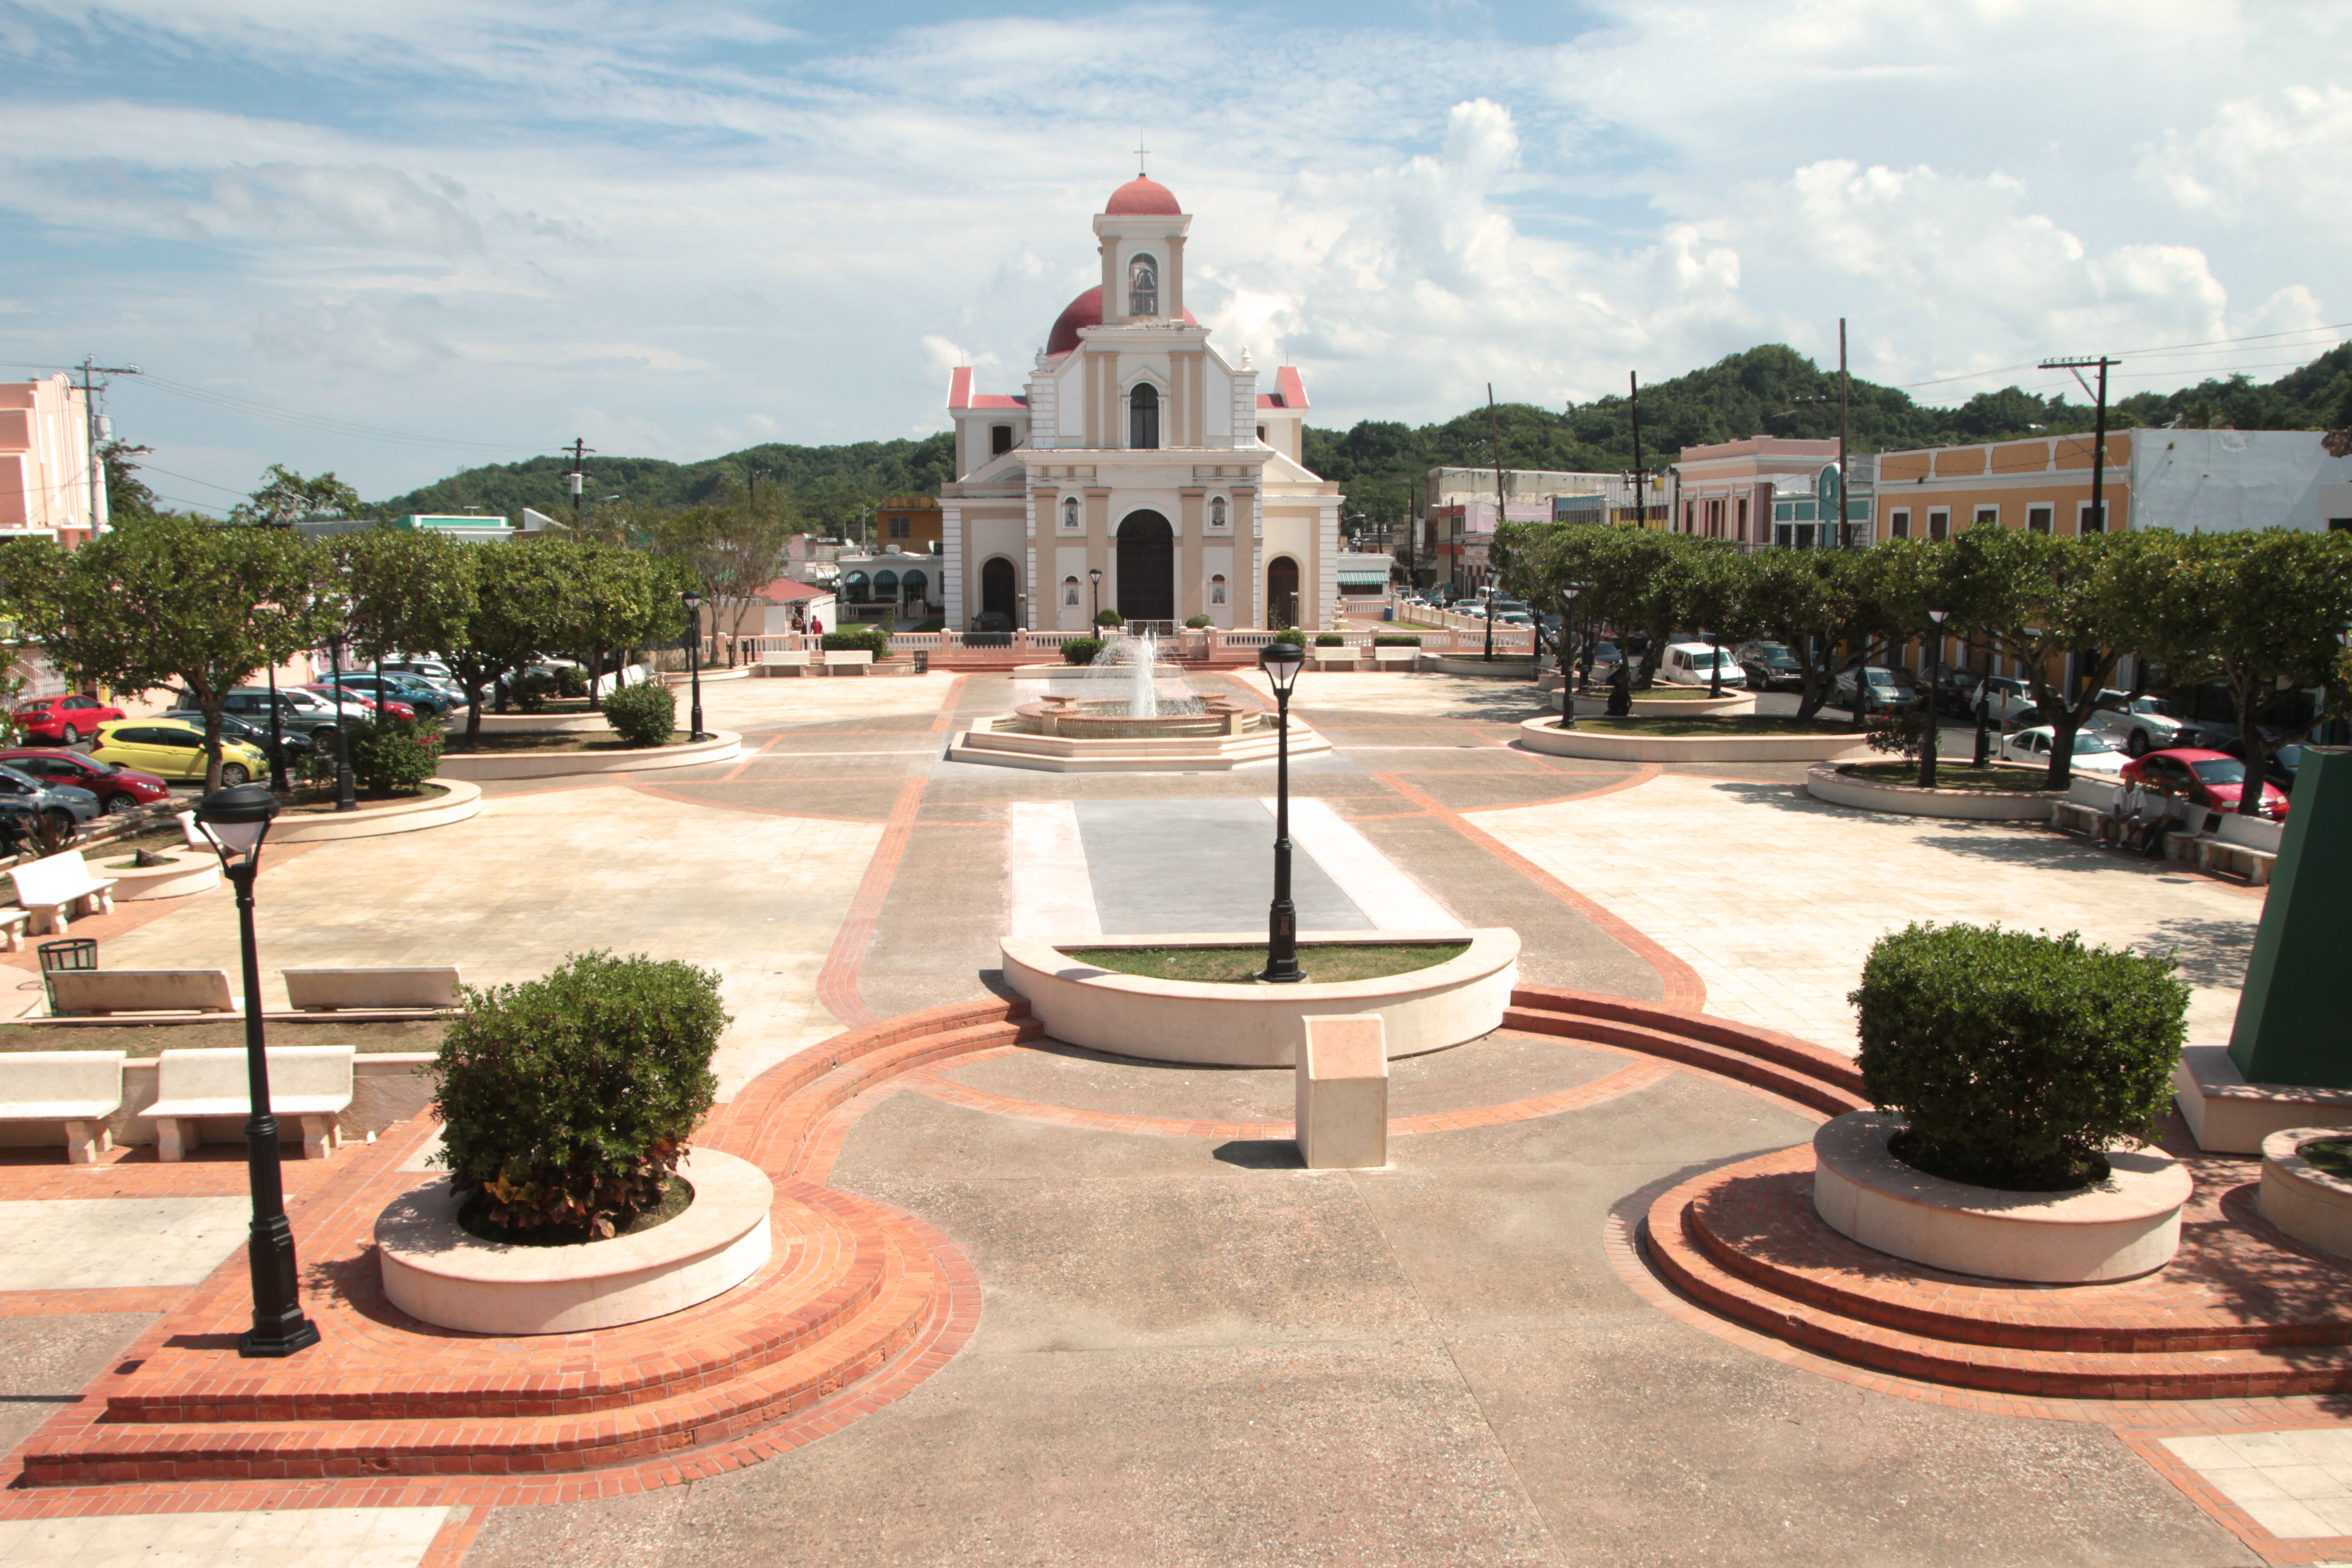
[1061,637,1106,666]
[345,716,443,793]
[1094,608,1125,628]
[1184,614,1213,629]
[820,628,885,653]
[555,664,589,699]
[1314,633,1346,647]
[514,668,556,712]
[1273,628,1307,648]
[1851,923,2188,1191]
[1372,634,1422,647]
[434,952,727,1241]
[602,681,676,748]
[1864,704,1930,760]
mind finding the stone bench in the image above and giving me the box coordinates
[0,908,26,952]
[757,652,813,677]
[284,965,462,1012]
[2190,836,2278,886]
[821,650,873,676]
[1308,648,1360,671]
[0,1050,125,1163]
[1371,646,1420,666]
[145,1045,355,1161]
[47,968,236,1018]
[9,849,118,936]
[1294,1014,1388,1170]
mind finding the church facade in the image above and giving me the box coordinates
[938,175,1341,633]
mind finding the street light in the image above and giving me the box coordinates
[1088,566,1103,625]
[264,662,288,793]
[681,589,708,742]
[1258,641,1307,985]
[1558,581,1588,728]
[325,633,355,812]
[194,784,319,1359]
[1919,603,1951,789]
[1481,583,1496,662]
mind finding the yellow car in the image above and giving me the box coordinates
[90,719,269,786]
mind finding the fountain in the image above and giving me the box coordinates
[948,631,1332,773]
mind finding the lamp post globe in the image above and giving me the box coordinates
[193,783,318,1358]
[1919,603,1951,789]
[1558,582,1587,729]
[326,632,355,813]
[1258,640,1307,985]
[681,589,707,743]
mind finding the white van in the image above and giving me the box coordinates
[1659,641,1747,689]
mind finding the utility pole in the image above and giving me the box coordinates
[563,437,594,527]
[1837,318,1852,548]
[2039,355,2117,539]
[1628,371,1644,526]
[76,358,140,532]
[1486,384,1505,659]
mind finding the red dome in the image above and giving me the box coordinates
[1106,176,1181,216]
[1045,285,1197,355]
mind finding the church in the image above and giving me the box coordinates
[937,174,1342,633]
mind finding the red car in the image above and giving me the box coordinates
[0,748,172,815]
[298,685,416,722]
[2120,748,2291,820]
[12,693,125,745]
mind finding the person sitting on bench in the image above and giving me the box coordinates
[2107,778,2149,847]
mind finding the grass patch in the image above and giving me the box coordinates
[279,782,451,814]
[1843,762,2056,793]
[458,1176,693,1247]
[1637,685,1747,701]
[0,1019,448,1057]
[2302,1139,2352,1181]
[1569,715,1863,737]
[444,731,692,755]
[1062,941,1470,985]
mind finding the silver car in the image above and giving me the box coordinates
[2086,694,2209,757]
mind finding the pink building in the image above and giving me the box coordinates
[1670,436,1841,548]
[0,375,104,538]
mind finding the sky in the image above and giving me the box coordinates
[2,0,2349,509]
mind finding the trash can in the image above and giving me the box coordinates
[1382,606,1394,622]
[38,937,97,1013]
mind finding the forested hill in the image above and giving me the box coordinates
[380,342,2349,529]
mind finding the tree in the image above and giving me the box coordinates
[535,541,687,704]
[98,441,162,521]
[1740,549,1892,721]
[230,465,364,527]
[333,527,480,668]
[0,537,69,742]
[26,517,332,790]
[1667,543,1759,696]
[441,543,573,742]
[654,490,794,655]
[1849,538,1962,783]
[2132,529,2352,814]
[1944,526,2153,788]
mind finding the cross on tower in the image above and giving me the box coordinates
[1134,139,1150,176]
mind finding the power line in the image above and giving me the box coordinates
[1894,322,2351,392]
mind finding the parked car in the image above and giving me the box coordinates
[220,686,347,740]
[379,658,465,694]
[90,719,268,786]
[0,748,172,815]
[1657,641,1748,689]
[162,711,316,762]
[1996,726,2128,778]
[2220,737,2302,794]
[298,683,399,721]
[10,693,125,745]
[1833,666,1912,711]
[1734,640,1806,693]
[2119,748,2290,821]
[969,611,1013,634]
[2087,692,2213,756]
[322,673,454,717]
[1959,674,2041,727]
[0,764,99,830]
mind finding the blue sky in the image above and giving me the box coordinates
[2,0,2347,506]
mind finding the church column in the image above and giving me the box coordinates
[1086,487,1111,620]
[1177,489,1204,623]
[1083,353,1102,449]
[1236,484,1262,628]
[1166,236,1185,318]
[941,502,965,628]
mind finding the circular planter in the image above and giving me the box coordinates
[2259,1127,2352,1260]
[433,731,741,781]
[1532,676,1756,717]
[99,852,221,901]
[376,1148,773,1335]
[1803,763,2063,821]
[269,779,484,843]
[1811,1112,2191,1283]
[1420,654,1539,678]
[460,711,610,734]
[1000,928,1518,1067]
[1516,715,1871,764]
[660,665,750,686]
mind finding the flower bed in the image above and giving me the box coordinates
[2259,1127,2352,1261]
[268,779,483,842]
[433,731,740,781]
[1517,714,1869,763]
[1803,762,2063,821]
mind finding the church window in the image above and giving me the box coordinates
[1063,576,1080,607]
[1129,383,1160,450]
[1209,573,1227,606]
[1060,496,1081,532]
[1128,254,1158,318]
[991,425,1014,456]
[1255,424,1266,443]
[1209,496,1227,530]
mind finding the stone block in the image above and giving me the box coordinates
[47,968,234,1017]
[1295,1014,1388,1170]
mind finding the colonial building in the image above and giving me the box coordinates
[937,175,1341,631]
[0,375,104,538]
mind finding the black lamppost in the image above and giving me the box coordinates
[1558,581,1586,729]
[1258,641,1306,985]
[195,784,318,1359]
[681,589,708,742]
[1971,640,1993,768]
[1481,583,1496,662]
[1706,626,1724,698]
[325,633,354,812]
[1918,604,1951,788]
[1088,567,1102,625]
[264,662,288,793]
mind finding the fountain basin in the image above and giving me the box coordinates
[950,706,1331,773]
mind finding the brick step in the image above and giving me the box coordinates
[1510,987,1867,1098]
[1503,1003,1868,1119]
[1644,1163,2352,1400]
[100,1179,897,1426]
[1683,1161,2352,1356]
[21,1197,949,1486]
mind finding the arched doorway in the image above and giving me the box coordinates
[1116,510,1174,622]
[980,556,1017,623]
[1266,555,1299,628]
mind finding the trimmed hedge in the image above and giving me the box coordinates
[555,664,589,699]
[1314,633,1346,647]
[1851,922,2188,1191]
[603,681,676,749]
[821,628,887,654]
[299,716,442,793]
[433,952,727,1241]
[1061,637,1106,666]
[1184,614,1213,629]
[1272,628,1308,648]
[1372,634,1422,647]
[1094,608,1126,628]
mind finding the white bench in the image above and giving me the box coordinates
[2191,837,2277,885]
[1308,647,1359,670]
[175,810,213,851]
[284,965,461,1012]
[0,908,25,952]
[9,849,118,936]
[2048,777,2121,840]
[145,1046,354,1161]
[48,969,235,1017]
[0,1050,125,1164]
[821,649,874,676]
[1372,646,1420,666]
[757,652,813,677]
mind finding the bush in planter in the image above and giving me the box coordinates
[434,952,727,1241]
[344,716,443,793]
[1850,922,2187,1191]
[513,668,558,712]
[1314,633,1346,647]
[1094,608,1125,628]
[820,628,885,654]
[1061,637,1106,666]
[1863,704,1930,760]
[1184,613,1213,629]
[1272,628,1307,648]
[603,681,675,748]
[1372,634,1421,647]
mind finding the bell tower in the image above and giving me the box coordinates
[1094,170,1189,328]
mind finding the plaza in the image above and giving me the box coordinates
[0,657,2315,1568]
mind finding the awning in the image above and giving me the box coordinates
[1336,565,1392,585]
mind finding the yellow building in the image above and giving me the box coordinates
[876,497,942,549]
[1875,432,2133,540]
